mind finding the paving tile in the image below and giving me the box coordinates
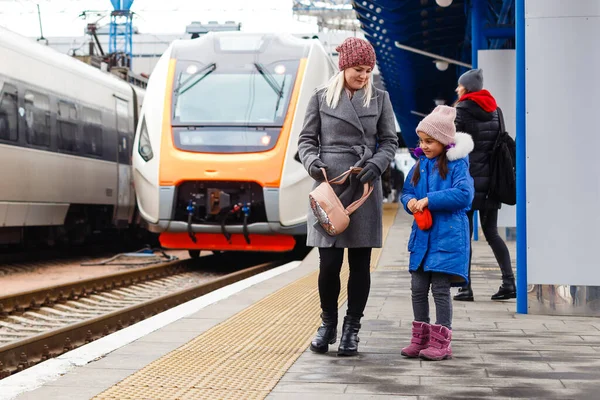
[285,364,355,374]
[280,372,420,386]
[45,367,135,387]
[270,382,348,393]
[345,383,495,397]
[15,386,107,400]
[269,394,417,400]
[109,339,184,356]
[560,379,600,389]
[156,317,223,332]
[134,328,205,344]
[420,376,564,388]
[491,387,598,399]
[83,352,164,370]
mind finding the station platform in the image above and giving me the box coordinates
[3,205,600,400]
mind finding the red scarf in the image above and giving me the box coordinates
[459,90,497,112]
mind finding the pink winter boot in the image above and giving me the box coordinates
[401,321,430,358]
[419,324,452,361]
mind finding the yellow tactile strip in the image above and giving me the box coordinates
[94,204,398,400]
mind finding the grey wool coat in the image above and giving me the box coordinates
[298,87,398,248]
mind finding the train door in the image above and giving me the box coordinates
[114,97,134,224]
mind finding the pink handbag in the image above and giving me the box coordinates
[309,167,374,236]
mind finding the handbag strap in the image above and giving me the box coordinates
[497,107,506,135]
[491,107,506,153]
[320,167,361,185]
[485,107,506,202]
[320,166,374,215]
[346,182,373,215]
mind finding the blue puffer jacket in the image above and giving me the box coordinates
[401,132,475,286]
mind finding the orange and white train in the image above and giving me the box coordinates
[132,32,336,256]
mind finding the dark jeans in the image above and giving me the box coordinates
[411,267,453,329]
[318,247,372,319]
[465,208,514,288]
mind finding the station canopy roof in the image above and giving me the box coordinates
[353,0,471,147]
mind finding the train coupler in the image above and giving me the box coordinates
[241,204,251,245]
[186,200,197,243]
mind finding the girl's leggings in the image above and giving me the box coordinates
[411,267,453,329]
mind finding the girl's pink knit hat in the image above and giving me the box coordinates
[336,37,376,71]
[415,105,457,146]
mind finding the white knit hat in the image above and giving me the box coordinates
[415,105,457,146]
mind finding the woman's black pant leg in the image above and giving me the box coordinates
[318,248,344,315]
[480,209,515,283]
[346,248,372,319]
[465,210,475,288]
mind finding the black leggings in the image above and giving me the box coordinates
[318,247,372,319]
[466,208,514,288]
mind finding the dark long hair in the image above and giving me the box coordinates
[411,151,449,186]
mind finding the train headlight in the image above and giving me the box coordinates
[260,135,271,146]
[138,118,154,162]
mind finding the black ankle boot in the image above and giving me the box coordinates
[310,312,337,353]
[453,286,474,302]
[337,316,361,356]
[491,281,516,300]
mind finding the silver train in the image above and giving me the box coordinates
[0,27,145,247]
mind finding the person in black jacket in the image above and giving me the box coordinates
[452,69,515,302]
[390,160,405,203]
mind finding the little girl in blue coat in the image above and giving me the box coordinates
[400,105,474,361]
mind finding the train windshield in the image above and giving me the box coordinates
[172,59,299,127]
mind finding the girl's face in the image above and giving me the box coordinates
[455,84,467,98]
[417,131,444,159]
[344,65,372,90]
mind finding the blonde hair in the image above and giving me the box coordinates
[321,70,374,109]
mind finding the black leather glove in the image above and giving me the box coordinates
[357,162,381,184]
[308,159,328,181]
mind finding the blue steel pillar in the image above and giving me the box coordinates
[515,0,527,314]
[470,0,485,241]
[471,0,485,67]
[109,0,134,68]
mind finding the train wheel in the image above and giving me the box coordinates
[188,250,201,259]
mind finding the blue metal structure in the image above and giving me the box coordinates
[352,0,515,149]
[109,0,134,68]
[353,0,522,309]
[515,0,526,314]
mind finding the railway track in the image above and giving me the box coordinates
[0,254,283,379]
[0,244,162,277]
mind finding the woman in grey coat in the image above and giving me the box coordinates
[298,37,398,356]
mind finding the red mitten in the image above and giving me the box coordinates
[414,208,432,231]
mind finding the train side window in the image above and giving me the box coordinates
[0,83,18,141]
[82,107,103,156]
[24,91,51,147]
[58,101,78,152]
[115,98,130,162]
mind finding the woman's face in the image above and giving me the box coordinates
[344,65,372,90]
[417,131,444,159]
[455,84,467,98]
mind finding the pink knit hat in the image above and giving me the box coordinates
[336,37,376,71]
[415,105,457,145]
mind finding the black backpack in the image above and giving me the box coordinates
[487,108,517,205]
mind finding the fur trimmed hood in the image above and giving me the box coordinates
[446,132,474,161]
